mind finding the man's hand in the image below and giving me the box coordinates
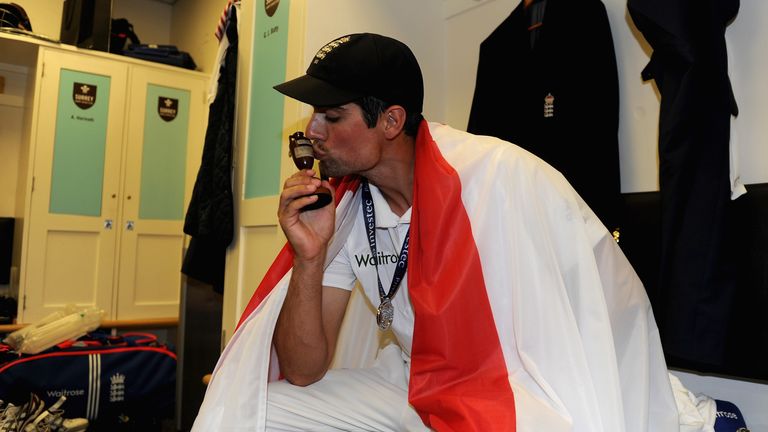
[275,169,347,386]
[278,169,336,262]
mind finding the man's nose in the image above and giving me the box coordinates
[305,113,326,141]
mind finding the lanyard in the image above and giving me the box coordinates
[361,180,410,330]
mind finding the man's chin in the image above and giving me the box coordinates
[319,162,345,178]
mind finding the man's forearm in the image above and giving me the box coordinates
[273,255,330,386]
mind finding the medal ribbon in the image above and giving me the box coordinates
[361,180,410,306]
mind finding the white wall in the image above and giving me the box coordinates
[726,0,768,186]
[303,1,447,123]
[170,0,225,74]
[443,0,513,130]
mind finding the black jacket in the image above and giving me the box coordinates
[182,8,238,293]
[628,0,741,370]
[468,0,621,229]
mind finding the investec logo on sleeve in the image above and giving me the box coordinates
[355,252,399,267]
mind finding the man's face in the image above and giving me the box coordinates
[305,103,382,178]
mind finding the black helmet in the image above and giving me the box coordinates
[0,3,32,31]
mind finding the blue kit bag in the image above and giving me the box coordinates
[0,331,176,430]
[123,44,197,70]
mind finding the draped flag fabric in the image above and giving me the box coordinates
[193,121,679,431]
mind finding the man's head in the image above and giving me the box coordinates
[274,32,424,134]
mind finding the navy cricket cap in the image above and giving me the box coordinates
[274,33,424,114]
[714,400,749,432]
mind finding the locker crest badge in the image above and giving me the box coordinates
[73,82,96,110]
[158,97,178,122]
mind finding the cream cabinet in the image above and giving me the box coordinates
[8,38,207,323]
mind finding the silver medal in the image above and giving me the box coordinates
[376,297,394,331]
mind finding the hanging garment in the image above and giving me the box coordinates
[192,121,679,432]
[182,4,238,293]
[628,0,740,367]
[467,0,622,230]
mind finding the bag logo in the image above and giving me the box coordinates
[110,373,126,402]
[73,82,97,110]
[46,388,85,398]
[158,97,178,122]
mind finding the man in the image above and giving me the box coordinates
[193,33,679,431]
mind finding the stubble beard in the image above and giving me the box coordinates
[318,159,347,179]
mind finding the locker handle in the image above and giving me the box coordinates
[126,220,135,231]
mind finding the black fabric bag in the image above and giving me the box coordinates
[0,332,176,430]
[110,18,140,55]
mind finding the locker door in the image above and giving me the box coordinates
[21,50,127,322]
[116,65,205,319]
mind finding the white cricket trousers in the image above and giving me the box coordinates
[265,345,430,431]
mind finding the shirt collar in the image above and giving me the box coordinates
[367,183,412,228]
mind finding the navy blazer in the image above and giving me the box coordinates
[468,0,621,230]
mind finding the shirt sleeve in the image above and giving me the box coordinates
[322,241,357,291]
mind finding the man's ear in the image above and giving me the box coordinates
[382,106,406,138]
